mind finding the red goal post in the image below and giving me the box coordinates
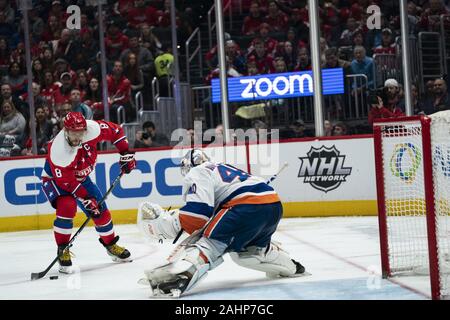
[373,114,450,300]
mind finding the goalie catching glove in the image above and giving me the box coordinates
[137,202,181,242]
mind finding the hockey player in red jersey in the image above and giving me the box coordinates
[41,112,136,273]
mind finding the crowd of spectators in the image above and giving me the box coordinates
[2,0,450,157]
[0,0,213,157]
[204,0,450,135]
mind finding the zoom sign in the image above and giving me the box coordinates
[211,68,344,103]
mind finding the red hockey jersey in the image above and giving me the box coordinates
[42,120,129,199]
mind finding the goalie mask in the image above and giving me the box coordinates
[180,149,210,176]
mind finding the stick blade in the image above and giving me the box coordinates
[30,272,45,281]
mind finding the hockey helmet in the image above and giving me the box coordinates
[180,149,210,176]
[64,112,87,131]
[63,112,87,147]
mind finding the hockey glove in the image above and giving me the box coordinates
[137,202,181,242]
[119,151,136,174]
[81,197,101,217]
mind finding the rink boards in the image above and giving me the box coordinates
[0,135,379,232]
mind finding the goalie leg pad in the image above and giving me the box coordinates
[145,238,225,297]
[230,241,300,278]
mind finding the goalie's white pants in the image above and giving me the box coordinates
[229,241,298,277]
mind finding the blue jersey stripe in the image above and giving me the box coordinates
[43,160,53,178]
[180,202,214,219]
[218,182,275,210]
[54,218,73,229]
[95,222,114,233]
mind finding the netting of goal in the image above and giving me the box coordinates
[373,112,450,300]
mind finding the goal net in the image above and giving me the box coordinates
[373,113,450,300]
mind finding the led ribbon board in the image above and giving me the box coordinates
[211,68,344,103]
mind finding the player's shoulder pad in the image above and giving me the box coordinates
[185,162,216,180]
[193,161,216,174]
[81,120,101,143]
[49,130,80,167]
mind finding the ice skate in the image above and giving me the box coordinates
[99,236,132,262]
[57,245,74,274]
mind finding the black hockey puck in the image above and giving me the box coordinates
[49,276,59,280]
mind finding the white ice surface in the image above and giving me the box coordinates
[0,217,432,300]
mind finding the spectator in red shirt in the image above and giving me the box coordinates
[249,23,278,56]
[53,58,76,85]
[242,1,264,36]
[105,20,129,61]
[382,78,404,112]
[204,56,243,85]
[49,1,69,26]
[264,1,288,33]
[107,60,132,123]
[156,0,186,31]
[41,14,63,42]
[127,0,158,29]
[419,0,448,31]
[373,28,396,55]
[246,38,275,74]
[368,94,404,126]
[52,72,74,112]
[246,58,261,76]
[41,69,59,109]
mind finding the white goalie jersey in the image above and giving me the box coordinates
[178,162,280,234]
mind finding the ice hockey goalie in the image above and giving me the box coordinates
[137,149,305,297]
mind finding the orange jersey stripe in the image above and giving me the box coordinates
[223,193,281,208]
[179,213,208,235]
[204,208,229,238]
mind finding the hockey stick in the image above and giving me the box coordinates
[30,172,124,280]
[167,162,290,263]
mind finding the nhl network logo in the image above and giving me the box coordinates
[298,146,352,192]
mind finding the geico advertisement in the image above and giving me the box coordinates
[0,146,248,218]
[249,138,377,201]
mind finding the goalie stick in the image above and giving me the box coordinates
[30,172,124,281]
